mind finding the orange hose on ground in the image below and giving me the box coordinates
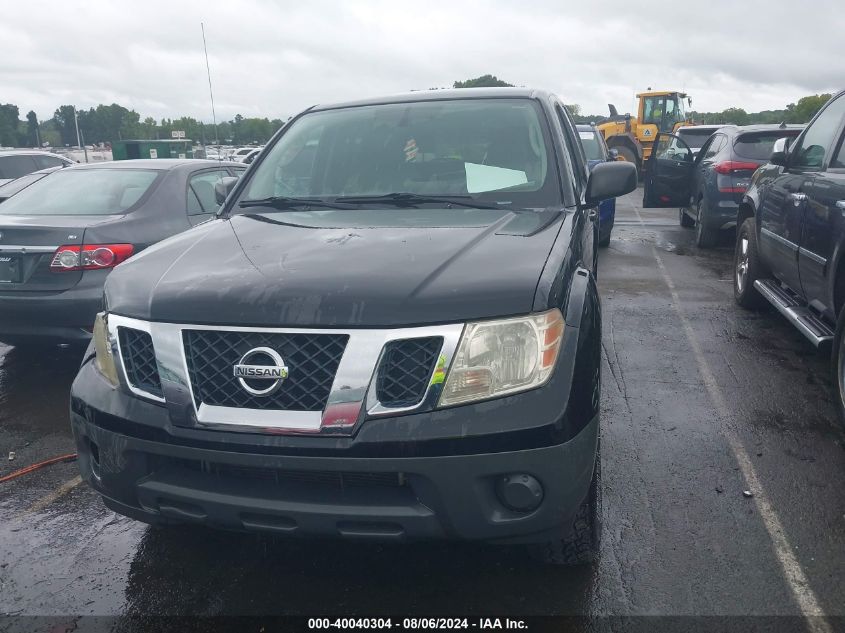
[0,453,78,483]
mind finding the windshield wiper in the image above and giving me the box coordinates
[238,196,355,211]
[333,192,504,210]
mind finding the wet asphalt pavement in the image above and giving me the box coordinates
[1,189,844,627]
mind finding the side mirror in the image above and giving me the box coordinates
[586,161,637,205]
[770,136,790,167]
[608,148,619,161]
[215,176,239,205]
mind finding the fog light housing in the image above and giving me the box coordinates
[496,473,544,512]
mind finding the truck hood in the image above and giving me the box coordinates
[106,207,566,327]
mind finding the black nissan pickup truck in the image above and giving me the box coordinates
[644,89,845,424]
[69,88,636,564]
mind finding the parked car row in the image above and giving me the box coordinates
[0,159,245,345]
[644,122,805,247]
[644,89,845,422]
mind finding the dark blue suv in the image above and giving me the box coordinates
[643,124,803,247]
[577,125,616,247]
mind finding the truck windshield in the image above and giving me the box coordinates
[240,98,559,210]
[644,95,686,133]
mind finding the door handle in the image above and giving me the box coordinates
[789,192,808,205]
[587,209,598,221]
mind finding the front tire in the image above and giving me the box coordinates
[734,217,769,309]
[529,442,602,566]
[694,195,719,248]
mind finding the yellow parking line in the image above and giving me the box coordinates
[20,475,83,516]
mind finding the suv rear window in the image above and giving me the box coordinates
[0,168,160,215]
[677,129,717,150]
[734,131,801,160]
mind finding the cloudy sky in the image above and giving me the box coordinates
[2,0,843,122]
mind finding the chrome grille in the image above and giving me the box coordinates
[376,337,442,408]
[182,330,348,411]
[118,327,163,398]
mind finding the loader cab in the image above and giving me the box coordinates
[640,93,688,134]
[642,133,695,208]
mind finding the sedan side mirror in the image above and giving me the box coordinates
[215,176,240,205]
[586,161,637,204]
[608,148,619,161]
[770,136,790,167]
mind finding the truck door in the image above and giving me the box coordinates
[642,133,694,207]
[796,95,845,317]
[760,93,845,300]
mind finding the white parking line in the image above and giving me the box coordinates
[627,196,831,629]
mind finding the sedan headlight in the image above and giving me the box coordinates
[93,312,119,387]
[438,308,564,407]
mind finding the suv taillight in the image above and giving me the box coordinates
[50,244,134,271]
[714,160,759,174]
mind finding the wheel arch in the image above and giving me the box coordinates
[737,200,755,227]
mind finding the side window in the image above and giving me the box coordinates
[703,134,725,160]
[792,95,845,170]
[34,155,66,170]
[830,131,845,169]
[555,104,587,194]
[0,155,37,179]
[188,170,229,215]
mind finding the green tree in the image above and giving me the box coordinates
[26,110,39,146]
[52,105,78,146]
[786,94,832,124]
[0,104,22,146]
[453,74,514,88]
[720,107,749,125]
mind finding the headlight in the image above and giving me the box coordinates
[93,312,119,387]
[438,308,564,407]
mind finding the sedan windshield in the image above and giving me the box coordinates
[0,168,160,216]
[240,98,559,210]
[578,130,603,161]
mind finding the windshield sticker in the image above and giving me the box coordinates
[465,163,527,193]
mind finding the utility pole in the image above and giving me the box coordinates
[73,106,89,163]
[201,23,220,155]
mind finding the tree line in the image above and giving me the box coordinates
[0,102,286,148]
[449,76,831,126]
[0,76,832,149]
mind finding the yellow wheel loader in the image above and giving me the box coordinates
[596,90,694,178]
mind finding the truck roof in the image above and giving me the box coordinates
[310,87,550,112]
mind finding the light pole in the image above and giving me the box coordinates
[73,106,89,163]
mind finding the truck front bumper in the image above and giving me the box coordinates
[70,358,598,544]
